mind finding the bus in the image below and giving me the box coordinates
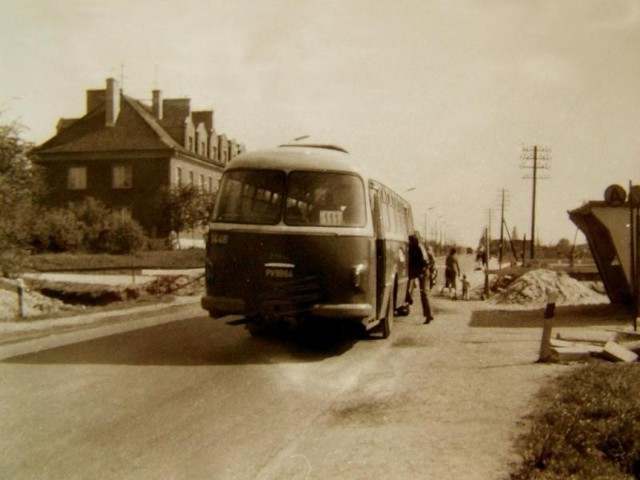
[200,141,415,337]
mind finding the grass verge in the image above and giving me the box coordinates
[509,362,640,479]
[3,249,206,273]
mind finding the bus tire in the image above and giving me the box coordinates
[381,290,394,338]
[246,316,269,336]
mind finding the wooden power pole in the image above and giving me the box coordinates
[521,145,551,260]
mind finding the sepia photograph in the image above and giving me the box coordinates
[1,1,640,478]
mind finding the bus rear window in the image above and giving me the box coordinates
[285,172,366,227]
[214,170,285,224]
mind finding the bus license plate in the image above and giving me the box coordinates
[265,263,294,279]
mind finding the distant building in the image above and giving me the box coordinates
[34,77,245,237]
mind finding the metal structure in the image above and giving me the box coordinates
[569,183,640,319]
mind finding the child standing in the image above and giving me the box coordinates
[461,274,470,300]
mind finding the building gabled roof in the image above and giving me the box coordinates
[35,95,185,155]
[192,111,214,133]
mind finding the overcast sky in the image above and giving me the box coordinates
[2,0,639,247]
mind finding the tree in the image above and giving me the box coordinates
[556,238,572,258]
[0,120,45,252]
[156,184,215,247]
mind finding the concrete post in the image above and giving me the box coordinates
[17,278,25,319]
[539,288,558,362]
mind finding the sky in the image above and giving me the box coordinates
[2,0,639,247]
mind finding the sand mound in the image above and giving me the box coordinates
[489,269,608,306]
[0,285,77,320]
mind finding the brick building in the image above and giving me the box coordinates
[34,78,245,237]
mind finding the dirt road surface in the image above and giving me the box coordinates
[1,288,588,479]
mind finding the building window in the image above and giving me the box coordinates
[67,166,87,190]
[208,177,213,192]
[176,167,183,186]
[189,171,194,185]
[188,137,194,151]
[200,174,205,191]
[112,164,133,189]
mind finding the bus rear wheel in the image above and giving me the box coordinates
[246,316,270,336]
[380,291,394,338]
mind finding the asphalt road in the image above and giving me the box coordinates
[0,285,567,480]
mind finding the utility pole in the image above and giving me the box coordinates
[497,189,509,267]
[483,209,492,299]
[500,189,505,267]
[521,145,551,260]
[531,146,537,260]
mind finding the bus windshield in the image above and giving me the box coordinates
[214,170,285,224]
[285,171,366,227]
[214,169,366,227]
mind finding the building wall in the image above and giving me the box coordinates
[41,155,173,236]
[170,156,222,193]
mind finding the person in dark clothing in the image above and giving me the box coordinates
[443,247,461,300]
[406,234,434,323]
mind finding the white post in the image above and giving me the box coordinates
[17,278,25,319]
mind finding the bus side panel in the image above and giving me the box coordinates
[370,186,410,320]
[203,230,377,321]
[375,237,409,318]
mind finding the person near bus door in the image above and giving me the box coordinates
[406,233,434,324]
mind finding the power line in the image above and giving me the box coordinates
[521,145,551,260]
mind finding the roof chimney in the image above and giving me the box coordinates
[105,77,120,127]
[86,89,105,113]
[152,89,163,119]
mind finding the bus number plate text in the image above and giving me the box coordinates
[210,234,229,245]
[265,268,294,279]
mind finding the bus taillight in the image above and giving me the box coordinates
[352,264,366,289]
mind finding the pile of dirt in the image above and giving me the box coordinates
[489,269,608,306]
[0,285,79,320]
[0,273,204,321]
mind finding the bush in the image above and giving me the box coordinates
[68,197,112,251]
[95,215,147,254]
[28,198,148,254]
[510,363,640,479]
[30,208,85,252]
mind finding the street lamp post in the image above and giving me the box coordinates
[404,187,435,244]
[424,206,434,244]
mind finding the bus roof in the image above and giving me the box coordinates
[225,145,359,174]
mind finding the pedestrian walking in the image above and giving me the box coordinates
[406,234,434,323]
[443,247,461,300]
[426,244,437,290]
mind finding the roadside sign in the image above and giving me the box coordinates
[604,184,626,207]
